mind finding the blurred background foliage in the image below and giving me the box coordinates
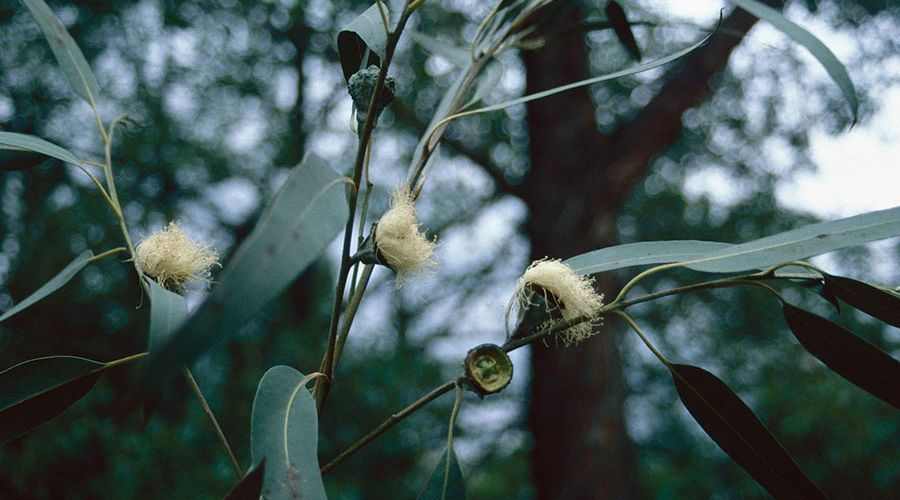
[0,0,897,498]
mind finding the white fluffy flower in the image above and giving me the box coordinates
[374,186,436,283]
[135,222,219,291]
[510,258,604,344]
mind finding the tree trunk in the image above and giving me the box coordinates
[520,3,777,498]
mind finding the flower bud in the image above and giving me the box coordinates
[508,258,604,344]
[135,222,219,291]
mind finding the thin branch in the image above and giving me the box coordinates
[320,378,459,474]
[316,3,415,413]
[182,368,243,479]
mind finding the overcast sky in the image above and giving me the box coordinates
[659,0,898,218]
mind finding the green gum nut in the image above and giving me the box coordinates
[464,344,513,396]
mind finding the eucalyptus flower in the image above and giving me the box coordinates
[135,222,219,291]
[374,186,436,283]
[509,258,604,344]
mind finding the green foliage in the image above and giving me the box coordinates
[0,0,896,498]
[250,366,326,500]
[0,250,92,323]
[418,446,466,500]
[0,131,81,169]
[143,154,350,388]
[0,354,137,443]
[783,302,900,409]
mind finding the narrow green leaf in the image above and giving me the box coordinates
[0,355,105,442]
[408,31,469,67]
[456,33,710,118]
[418,446,466,500]
[337,2,390,82]
[684,206,900,273]
[462,60,503,109]
[146,278,188,352]
[783,303,900,409]
[224,459,266,500]
[605,1,642,61]
[823,274,900,328]
[250,366,326,500]
[0,250,93,323]
[0,131,81,167]
[21,0,102,106]
[141,279,187,425]
[799,278,841,312]
[565,240,732,275]
[142,153,348,393]
[729,0,858,122]
[670,363,825,499]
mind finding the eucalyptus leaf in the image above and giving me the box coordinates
[224,459,266,500]
[0,355,106,442]
[462,59,503,109]
[455,33,710,118]
[337,2,390,82]
[250,366,326,500]
[0,250,93,323]
[0,131,81,167]
[729,0,858,123]
[408,31,469,67]
[670,363,825,499]
[684,206,900,273]
[417,446,466,500]
[565,240,732,275]
[605,1,642,61]
[142,153,348,394]
[823,274,900,328]
[21,0,102,106]
[783,303,900,409]
[146,278,188,352]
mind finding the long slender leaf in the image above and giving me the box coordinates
[729,0,858,122]
[823,274,900,328]
[224,459,266,500]
[250,366,326,500]
[146,278,188,351]
[0,355,105,442]
[783,303,900,409]
[0,131,81,167]
[0,250,93,323]
[670,363,825,499]
[453,34,710,119]
[684,206,900,273]
[21,0,101,106]
[141,279,188,424]
[418,446,466,500]
[565,240,732,275]
[142,153,348,392]
[408,31,469,67]
[605,1,642,61]
[337,2,390,82]
[462,60,503,109]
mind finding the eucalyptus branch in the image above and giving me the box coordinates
[182,368,243,479]
[87,246,127,264]
[332,263,375,374]
[612,272,806,310]
[317,3,416,413]
[615,311,672,367]
[321,378,460,474]
[75,164,117,213]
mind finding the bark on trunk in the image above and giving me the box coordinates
[520,3,778,498]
